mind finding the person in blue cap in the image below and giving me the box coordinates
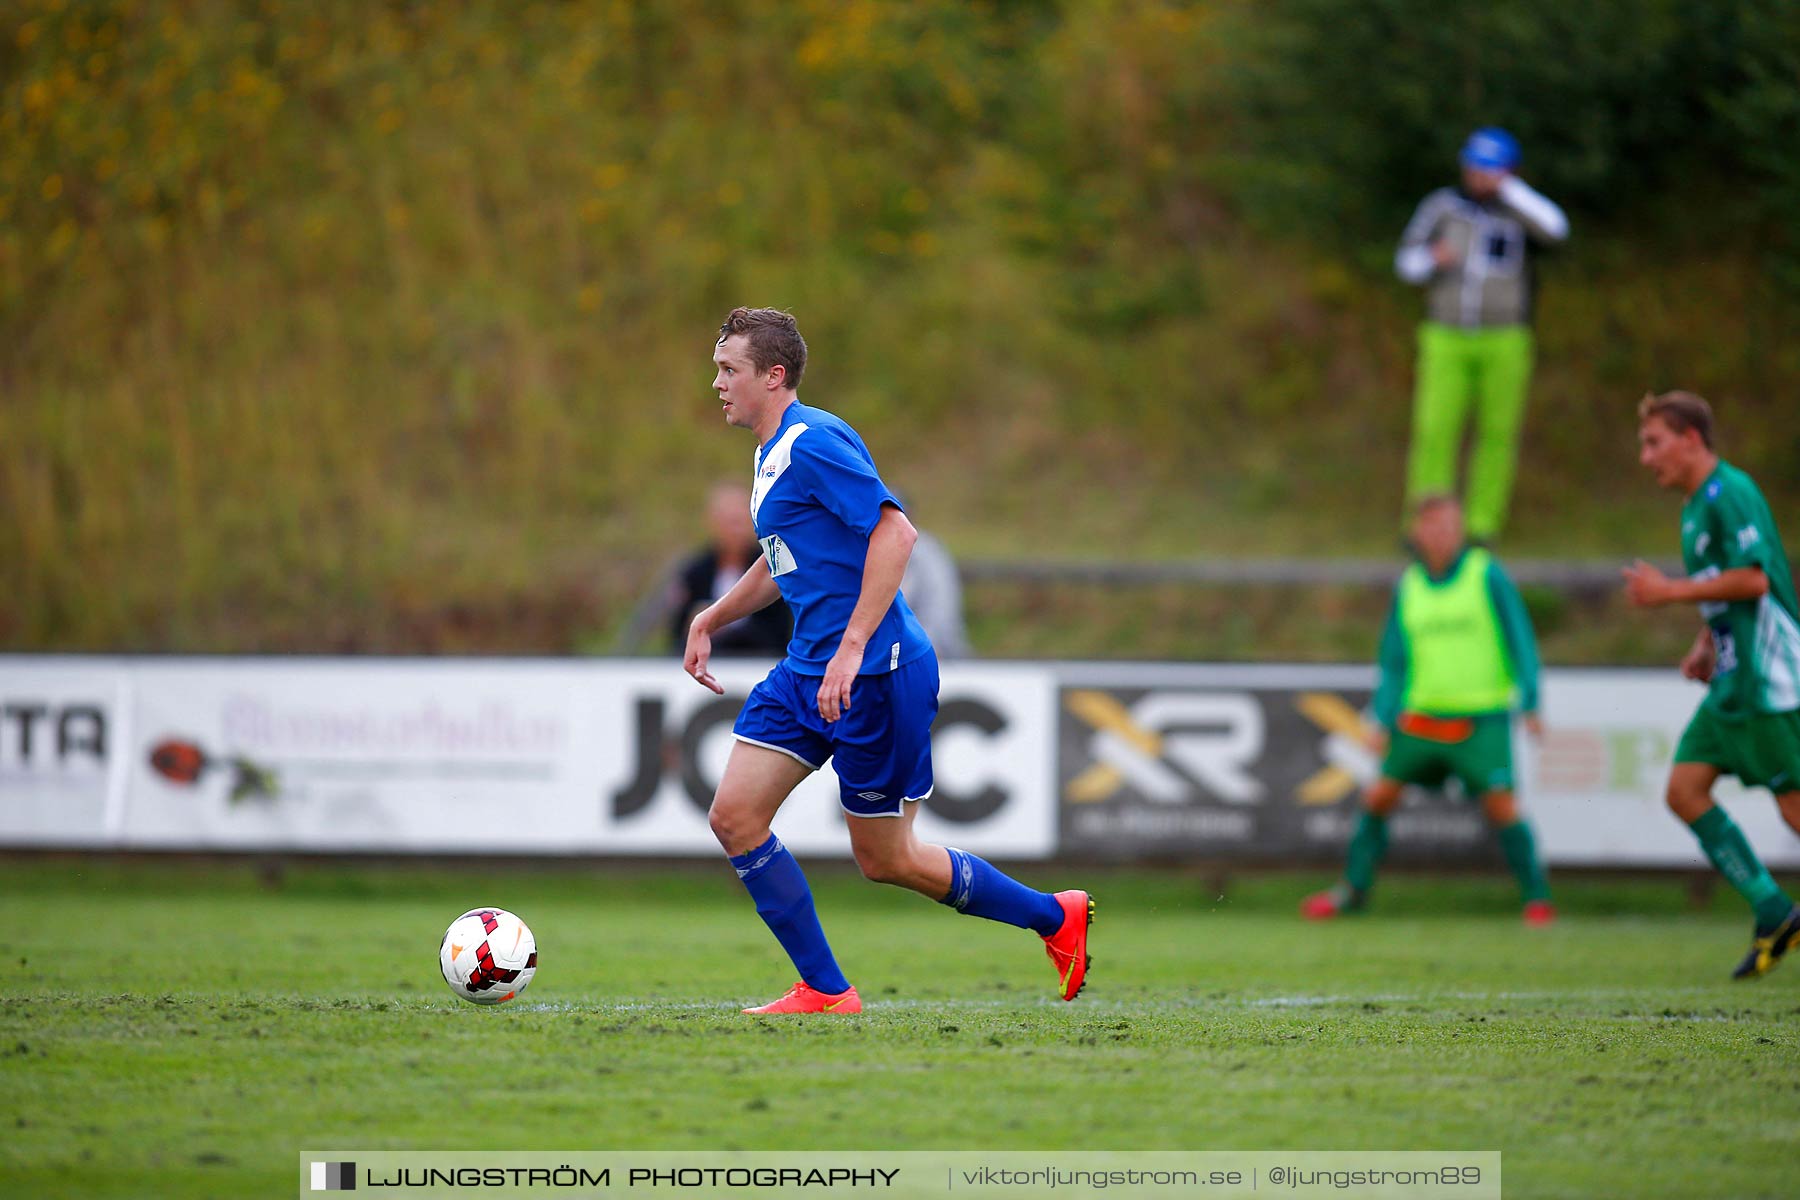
[1395,127,1569,542]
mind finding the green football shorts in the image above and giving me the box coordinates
[1381,711,1515,796]
[1674,705,1800,794]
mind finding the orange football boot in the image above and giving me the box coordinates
[742,981,862,1015]
[1042,890,1094,1001]
[1300,884,1365,920]
[1522,900,1557,927]
[1300,890,1344,920]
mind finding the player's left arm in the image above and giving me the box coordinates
[1623,563,1769,607]
[1487,560,1543,732]
[1623,493,1774,609]
[819,504,917,722]
[1496,175,1569,244]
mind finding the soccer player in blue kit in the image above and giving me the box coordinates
[685,307,1093,1014]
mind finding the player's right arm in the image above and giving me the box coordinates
[1680,626,1716,682]
[1368,594,1408,746]
[684,556,782,693]
[1395,191,1451,284]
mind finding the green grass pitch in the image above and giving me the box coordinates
[5,858,1797,1198]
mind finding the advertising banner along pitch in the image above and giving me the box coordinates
[1,656,1794,867]
[0,657,1054,860]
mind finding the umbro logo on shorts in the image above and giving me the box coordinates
[857,791,886,801]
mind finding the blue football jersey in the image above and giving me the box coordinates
[749,402,932,674]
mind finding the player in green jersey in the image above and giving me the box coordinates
[1303,494,1554,923]
[1624,391,1800,979]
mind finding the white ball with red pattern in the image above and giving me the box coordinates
[439,907,537,1005]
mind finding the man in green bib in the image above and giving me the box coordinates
[1303,494,1553,922]
[1623,390,1800,979]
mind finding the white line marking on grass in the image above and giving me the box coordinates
[1241,986,1728,1009]
[498,985,1742,1019]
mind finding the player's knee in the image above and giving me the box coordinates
[1482,792,1519,826]
[851,843,911,887]
[1774,792,1800,834]
[1364,783,1402,818]
[1664,783,1710,823]
[707,801,758,856]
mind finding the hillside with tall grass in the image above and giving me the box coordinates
[4,0,1796,653]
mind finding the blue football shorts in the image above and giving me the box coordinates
[732,649,939,817]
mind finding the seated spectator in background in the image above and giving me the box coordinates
[896,496,971,659]
[668,483,791,656]
[1396,127,1568,543]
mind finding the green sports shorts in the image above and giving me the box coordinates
[1674,704,1800,794]
[1381,712,1514,796]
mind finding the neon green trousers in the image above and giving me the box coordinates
[1405,322,1535,540]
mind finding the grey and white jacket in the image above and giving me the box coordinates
[1395,176,1568,328]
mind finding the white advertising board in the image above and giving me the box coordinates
[0,656,1055,859]
[1530,669,1800,867]
[597,660,1056,858]
[1,656,1795,868]
[0,657,129,845]
[122,659,603,852]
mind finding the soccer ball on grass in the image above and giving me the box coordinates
[439,907,537,1005]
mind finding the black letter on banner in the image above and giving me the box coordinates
[59,706,105,764]
[611,699,666,818]
[924,699,1009,823]
[679,698,746,812]
[3,704,47,761]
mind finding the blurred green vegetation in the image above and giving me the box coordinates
[1,0,1796,656]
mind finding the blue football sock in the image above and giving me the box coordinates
[940,847,1065,936]
[729,835,850,995]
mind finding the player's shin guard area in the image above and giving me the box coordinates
[729,835,852,997]
[1041,890,1094,1001]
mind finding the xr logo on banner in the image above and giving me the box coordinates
[1064,690,1264,804]
[1064,689,1377,806]
[1290,692,1380,805]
